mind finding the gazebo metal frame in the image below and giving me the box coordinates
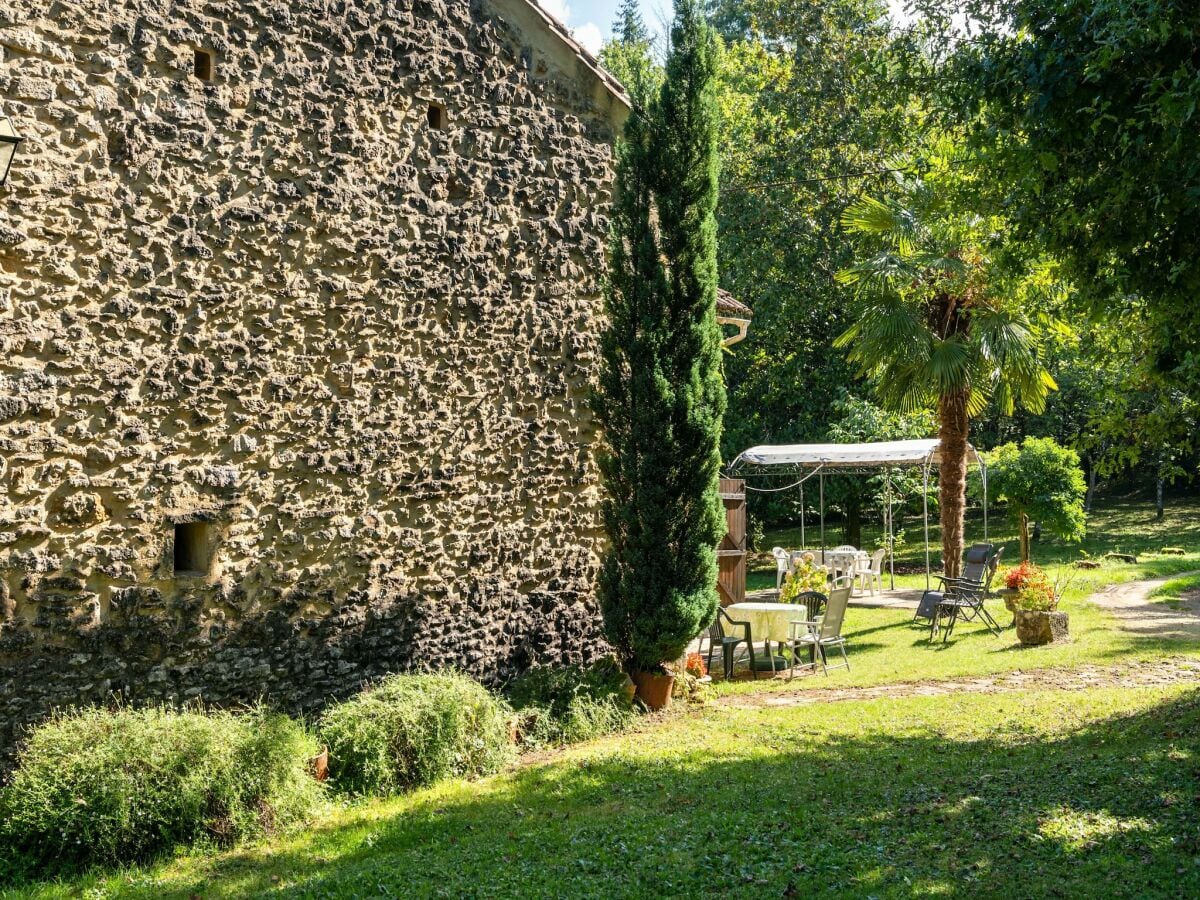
[727,439,987,590]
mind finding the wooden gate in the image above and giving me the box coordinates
[717,477,746,607]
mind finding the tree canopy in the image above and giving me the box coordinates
[922,0,1200,390]
[988,437,1087,561]
[835,145,1059,574]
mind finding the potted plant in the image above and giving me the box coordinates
[1000,560,1041,613]
[1013,567,1073,645]
[591,2,725,712]
[684,652,709,681]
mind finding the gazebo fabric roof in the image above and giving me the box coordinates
[735,438,979,469]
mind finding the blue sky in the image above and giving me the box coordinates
[541,0,914,55]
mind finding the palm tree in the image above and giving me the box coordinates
[834,171,1057,577]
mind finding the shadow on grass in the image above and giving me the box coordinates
[40,689,1199,899]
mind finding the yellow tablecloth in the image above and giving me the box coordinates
[725,602,813,643]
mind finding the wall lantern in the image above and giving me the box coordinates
[0,113,23,187]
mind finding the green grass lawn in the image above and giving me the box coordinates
[12,685,1200,898]
[748,493,1200,594]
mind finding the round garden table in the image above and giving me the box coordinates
[725,601,819,672]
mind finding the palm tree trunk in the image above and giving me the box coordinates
[938,389,970,579]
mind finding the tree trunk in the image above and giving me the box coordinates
[845,499,862,548]
[937,389,970,579]
[1019,511,1031,562]
[1085,464,1096,513]
[1156,478,1164,520]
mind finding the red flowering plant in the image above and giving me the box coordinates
[1005,561,1042,591]
[1013,565,1077,613]
[684,652,707,678]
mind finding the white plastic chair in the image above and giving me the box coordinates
[772,546,791,592]
[856,548,887,596]
[827,546,858,581]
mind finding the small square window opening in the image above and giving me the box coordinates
[427,103,446,129]
[173,521,211,575]
[193,49,214,82]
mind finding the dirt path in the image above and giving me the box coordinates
[1089,569,1200,640]
[718,657,1200,708]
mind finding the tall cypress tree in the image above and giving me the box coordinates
[594,0,725,674]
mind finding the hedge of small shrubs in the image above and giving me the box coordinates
[0,705,323,879]
[317,672,514,796]
[505,658,635,747]
[0,666,638,883]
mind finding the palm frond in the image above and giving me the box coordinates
[927,336,974,395]
[840,197,923,254]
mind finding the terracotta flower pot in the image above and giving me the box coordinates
[309,747,330,782]
[632,670,675,710]
[1015,609,1069,646]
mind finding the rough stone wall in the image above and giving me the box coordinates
[0,0,623,754]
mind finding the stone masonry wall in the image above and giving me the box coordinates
[0,0,624,756]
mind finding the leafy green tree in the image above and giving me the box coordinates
[594,0,726,675]
[615,0,649,43]
[713,0,912,527]
[978,311,1198,512]
[600,0,661,102]
[835,146,1058,577]
[921,0,1200,391]
[988,438,1086,562]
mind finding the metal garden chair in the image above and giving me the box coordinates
[915,543,993,623]
[787,577,852,677]
[928,546,1006,642]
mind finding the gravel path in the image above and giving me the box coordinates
[718,657,1200,708]
[1088,569,1200,640]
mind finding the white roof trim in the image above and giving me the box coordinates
[736,438,981,469]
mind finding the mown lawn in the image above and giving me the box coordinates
[747,493,1200,594]
[11,685,1200,898]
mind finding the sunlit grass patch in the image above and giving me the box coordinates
[9,685,1198,899]
[1037,808,1153,853]
[1149,573,1200,608]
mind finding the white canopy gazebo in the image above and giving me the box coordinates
[728,439,988,589]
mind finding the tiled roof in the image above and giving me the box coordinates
[717,288,752,318]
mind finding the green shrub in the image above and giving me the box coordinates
[0,705,323,876]
[318,673,514,796]
[506,658,635,748]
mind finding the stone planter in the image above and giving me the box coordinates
[1015,609,1069,646]
[998,588,1020,613]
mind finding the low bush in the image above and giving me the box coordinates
[0,705,323,877]
[506,658,635,748]
[318,673,514,796]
